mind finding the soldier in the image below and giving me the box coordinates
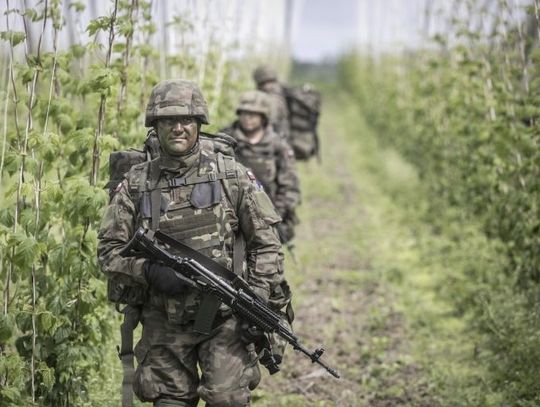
[97,79,286,407]
[221,90,301,245]
[252,65,291,141]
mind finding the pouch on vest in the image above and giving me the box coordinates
[253,189,281,226]
[107,278,147,305]
[190,181,221,208]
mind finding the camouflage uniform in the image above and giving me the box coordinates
[221,90,301,244]
[252,65,290,141]
[98,80,285,407]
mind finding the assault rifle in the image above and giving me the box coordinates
[120,227,340,379]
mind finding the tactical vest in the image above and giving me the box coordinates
[232,129,279,201]
[106,132,241,308]
[126,150,240,324]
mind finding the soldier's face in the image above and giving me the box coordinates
[239,111,264,133]
[156,116,199,156]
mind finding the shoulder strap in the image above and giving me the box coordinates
[216,154,246,277]
[146,160,161,231]
[216,153,239,206]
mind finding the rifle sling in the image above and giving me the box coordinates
[117,305,141,407]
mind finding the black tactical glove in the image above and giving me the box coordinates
[240,320,265,344]
[143,262,187,296]
[276,222,294,244]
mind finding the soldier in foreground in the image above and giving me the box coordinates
[97,80,286,407]
[252,65,291,140]
[221,90,301,245]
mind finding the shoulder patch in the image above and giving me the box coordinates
[246,169,257,181]
[246,169,264,191]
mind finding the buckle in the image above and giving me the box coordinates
[208,172,217,181]
[169,177,186,187]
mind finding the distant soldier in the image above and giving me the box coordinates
[221,90,301,245]
[98,79,287,407]
[253,65,322,162]
[252,65,291,141]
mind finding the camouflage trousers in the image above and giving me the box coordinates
[133,307,260,406]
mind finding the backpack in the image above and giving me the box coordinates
[284,84,322,161]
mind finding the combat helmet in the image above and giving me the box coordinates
[236,90,271,119]
[252,65,278,86]
[145,79,209,127]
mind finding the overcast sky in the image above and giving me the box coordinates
[292,0,360,61]
[0,0,531,63]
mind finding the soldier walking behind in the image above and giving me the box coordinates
[221,90,301,245]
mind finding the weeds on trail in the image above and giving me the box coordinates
[339,0,540,404]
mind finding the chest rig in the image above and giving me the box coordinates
[234,130,278,200]
[129,151,239,324]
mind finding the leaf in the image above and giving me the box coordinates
[69,44,86,59]
[0,387,21,403]
[39,312,55,333]
[38,362,56,391]
[9,232,38,268]
[86,16,112,36]
[98,134,120,152]
[69,1,86,12]
[0,30,26,47]
[22,8,39,22]
[0,314,13,343]
[113,42,126,53]
[57,113,74,134]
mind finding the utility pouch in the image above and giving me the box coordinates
[107,279,147,306]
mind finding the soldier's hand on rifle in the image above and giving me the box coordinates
[143,262,187,296]
[240,321,265,344]
[276,223,291,244]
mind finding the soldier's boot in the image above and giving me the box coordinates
[154,398,198,407]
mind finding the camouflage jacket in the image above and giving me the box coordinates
[97,143,284,320]
[220,123,300,219]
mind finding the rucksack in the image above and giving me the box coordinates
[284,84,322,161]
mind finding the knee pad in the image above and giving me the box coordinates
[199,388,251,407]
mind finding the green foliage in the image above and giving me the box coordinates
[339,1,540,403]
[0,0,275,404]
[0,31,26,47]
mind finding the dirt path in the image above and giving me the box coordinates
[252,90,436,406]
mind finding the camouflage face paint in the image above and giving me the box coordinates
[156,117,199,156]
